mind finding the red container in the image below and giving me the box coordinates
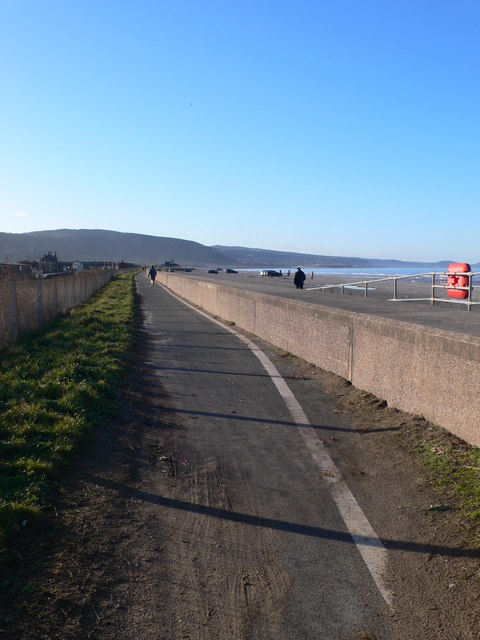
[447,262,471,299]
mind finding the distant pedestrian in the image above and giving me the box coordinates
[148,265,157,286]
[287,269,291,277]
[294,267,306,289]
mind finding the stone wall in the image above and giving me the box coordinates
[158,272,480,447]
[0,270,115,351]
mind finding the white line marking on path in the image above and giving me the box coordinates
[156,281,394,609]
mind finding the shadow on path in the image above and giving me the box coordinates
[164,406,400,435]
[91,475,479,560]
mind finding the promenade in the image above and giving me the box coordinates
[181,270,480,338]
[158,269,480,448]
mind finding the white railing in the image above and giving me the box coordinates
[307,271,480,311]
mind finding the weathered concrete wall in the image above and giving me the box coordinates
[0,270,115,351]
[351,315,480,447]
[158,272,480,447]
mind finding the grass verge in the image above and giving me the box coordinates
[399,418,480,547]
[0,272,137,557]
[340,385,480,547]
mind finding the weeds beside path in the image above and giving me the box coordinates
[0,272,136,567]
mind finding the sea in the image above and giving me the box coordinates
[300,267,439,279]
[241,267,446,281]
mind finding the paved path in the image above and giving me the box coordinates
[133,273,479,639]
[138,274,396,638]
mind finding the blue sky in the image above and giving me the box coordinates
[1,1,478,262]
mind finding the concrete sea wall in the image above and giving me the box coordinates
[0,270,115,352]
[158,272,480,448]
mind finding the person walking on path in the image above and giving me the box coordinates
[148,265,157,286]
[294,266,306,289]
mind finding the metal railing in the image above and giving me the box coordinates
[307,271,480,311]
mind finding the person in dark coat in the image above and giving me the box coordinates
[148,265,157,286]
[294,266,306,289]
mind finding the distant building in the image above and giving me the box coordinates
[0,262,36,279]
[39,252,64,274]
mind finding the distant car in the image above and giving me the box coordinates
[225,268,238,274]
[208,269,218,274]
[261,270,282,277]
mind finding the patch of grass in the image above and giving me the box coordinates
[401,420,480,545]
[0,272,137,551]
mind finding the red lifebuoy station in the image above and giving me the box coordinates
[447,262,471,299]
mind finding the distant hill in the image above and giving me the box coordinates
[213,245,453,270]
[0,229,457,269]
[212,245,368,268]
[0,229,227,266]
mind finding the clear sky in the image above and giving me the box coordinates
[1,1,478,262]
